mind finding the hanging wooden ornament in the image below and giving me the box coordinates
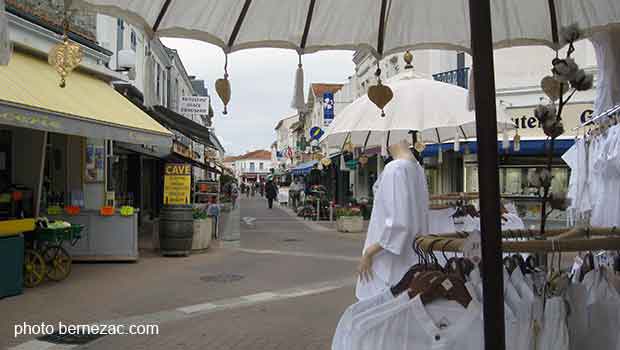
[49,16,82,88]
[320,157,332,167]
[367,65,393,117]
[358,155,369,167]
[216,54,231,114]
[513,130,521,152]
[502,129,510,150]
[414,141,426,153]
[541,76,567,102]
[343,141,354,154]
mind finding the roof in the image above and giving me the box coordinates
[236,150,272,160]
[223,156,239,163]
[274,114,298,130]
[311,83,344,97]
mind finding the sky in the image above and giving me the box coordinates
[161,38,355,156]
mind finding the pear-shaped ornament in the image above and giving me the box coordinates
[216,75,231,115]
[368,82,393,117]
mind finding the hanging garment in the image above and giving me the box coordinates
[537,297,570,350]
[591,125,620,227]
[355,159,429,300]
[332,289,394,350]
[589,28,620,117]
[578,268,620,349]
[350,295,484,350]
[429,208,457,234]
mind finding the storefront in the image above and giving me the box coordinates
[0,50,172,261]
[421,102,592,228]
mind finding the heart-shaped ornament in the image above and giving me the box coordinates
[541,76,566,102]
[367,83,393,116]
[414,141,426,153]
[215,77,231,114]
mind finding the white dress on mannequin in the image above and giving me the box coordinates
[355,158,429,300]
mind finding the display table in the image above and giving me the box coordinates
[47,210,138,261]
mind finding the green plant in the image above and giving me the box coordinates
[193,208,209,220]
[335,207,362,219]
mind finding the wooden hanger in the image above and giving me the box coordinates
[419,274,472,308]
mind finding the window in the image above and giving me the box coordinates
[259,162,264,171]
[156,64,161,99]
[130,30,137,51]
[250,162,256,172]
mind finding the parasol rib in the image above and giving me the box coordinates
[300,0,317,50]
[459,125,468,139]
[547,0,559,45]
[152,0,172,32]
[376,0,388,56]
[228,0,253,49]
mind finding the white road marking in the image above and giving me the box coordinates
[233,248,358,262]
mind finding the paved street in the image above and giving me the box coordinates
[2,198,365,349]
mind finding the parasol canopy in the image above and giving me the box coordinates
[72,0,620,57]
[320,73,515,148]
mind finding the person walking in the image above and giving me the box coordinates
[265,179,278,209]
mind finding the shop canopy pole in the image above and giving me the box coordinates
[468,1,505,350]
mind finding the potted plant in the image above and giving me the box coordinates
[335,206,363,233]
[192,208,213,252]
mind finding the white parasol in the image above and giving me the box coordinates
[73,0,619,57]
[320,72,515,149]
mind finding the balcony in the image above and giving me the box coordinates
[432,67,470,89]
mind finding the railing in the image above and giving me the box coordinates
[432,67,470,89]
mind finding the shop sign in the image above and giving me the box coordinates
[84,140,105,183]
[172,140,192,158]
[309,126,324,141]
[0,111,62,130]
[507,103,593,137]
[323,92,335,126]
[163,163,191,205]
[179,96,209,115]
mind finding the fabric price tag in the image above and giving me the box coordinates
[441,279,453,291]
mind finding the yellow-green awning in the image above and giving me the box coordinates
[0,51,172,147]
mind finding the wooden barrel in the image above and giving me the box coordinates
[159,205,194,256]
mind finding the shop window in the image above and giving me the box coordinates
[259,162,264,171]
[250,162,255,172]
[130,30,137,51]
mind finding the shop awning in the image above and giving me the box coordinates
[0,51,172,147]
[149,106,214,148]
[291,160,318,176]
[421,139,575,158]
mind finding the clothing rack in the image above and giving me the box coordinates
[572,103,620,131]
[417,226,620,253]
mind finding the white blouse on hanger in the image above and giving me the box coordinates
[350,295,483,350]
[355,159,429,300]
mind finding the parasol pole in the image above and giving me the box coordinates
[468,1,505,350]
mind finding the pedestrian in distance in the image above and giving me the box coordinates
[265,179,278,209]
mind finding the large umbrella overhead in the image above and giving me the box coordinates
[73,0,619,57]
[60,2,620,350]
[320,73,515,149]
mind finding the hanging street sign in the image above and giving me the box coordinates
[309,126,324,141]
[179,96,209,115]
[323,92,335,126]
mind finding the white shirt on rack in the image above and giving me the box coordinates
[332,289,394,350]
[355,159,429,300]
[350,295,483,350]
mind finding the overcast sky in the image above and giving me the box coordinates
[161,38,355,156]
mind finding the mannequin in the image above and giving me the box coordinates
[356,139,429,300]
